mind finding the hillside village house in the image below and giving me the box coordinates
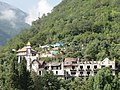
[39,42,65,58]
[17,42,38,71]
[17,42,116,78]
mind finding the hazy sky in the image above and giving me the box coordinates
[0,0,62,25]
[1,0,61,12]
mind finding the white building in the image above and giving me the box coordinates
[31,58,115,78]
[17,42,38,71]
[17,43,116,78]
[62,58,115,77]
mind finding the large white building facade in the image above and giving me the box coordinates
[17,42,116,77]
[38,58,116,77]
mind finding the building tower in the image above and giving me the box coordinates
[26,42,32,71]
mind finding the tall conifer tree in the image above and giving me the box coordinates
[19,57,34,90]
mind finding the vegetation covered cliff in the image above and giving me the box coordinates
[0,0,120,90]
[3,0,120,61]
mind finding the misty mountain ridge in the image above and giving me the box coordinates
[0,1,30,45]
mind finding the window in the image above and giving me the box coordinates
[87,72,90,75]
[94,65,97,69]
[56,71,58,75]
[102,65,105,68]
[66,71,69,75]
[109,65,112,68]
[71,71,76,75]
[64,72,69,80]
[80,72,83,74]
[39,71,41,75]
[45,66,48,70]
[94,71,97,74]
[72,66,75,70]
[32,53,36,56]
[66,62,69,64]
[87,66,90,69]
[72,61,77,64]
[80,66,83,69]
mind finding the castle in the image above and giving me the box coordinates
[17,42,116,78]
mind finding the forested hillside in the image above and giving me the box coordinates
[2,0,120,61]
[0,0,120,90]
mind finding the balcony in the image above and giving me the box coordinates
[79,69,84,71]
[93,68,99,71]
[71,71,76,76]
[86,69,91,71]
[79,74,84,77]
[70,69,77,71]
[94,71,97,75]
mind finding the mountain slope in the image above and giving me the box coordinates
[4,0,120,60]
[0,1,29,45]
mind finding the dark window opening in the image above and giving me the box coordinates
[71,71,76,75]
[72,66,75,70]
[94,71,97,74]
[80,72,83,74]
[45,66,48,70]
[56,71,58,75]
[39,71,41,75]
[72,61,77,64]
[102,65,105,68]
[66,62,69,64]
[109,65,112,68]
[66,72,69,75]
[80,66,83,69]
[87,72,90,75]
[87,66,90,69]
[94,65,97,69]
[64,72,69,80]
[32,53,36,56]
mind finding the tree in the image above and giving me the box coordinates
[19,57,34,90]
[84,39,99,60]
[117,72,120,90]
[5,54,19,90]
[103,84,112,90]
[69,77,82,90]
[94,68,113,90]
[42,71,61,90]
[112,76,119,90]
[31,71,44,90]
[0,59,5,89]
[87,76,94,90]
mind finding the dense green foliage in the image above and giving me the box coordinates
[1,0,120,61]
[0,0,120,89]
[0,54,34,90]
[1,54,120,90]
